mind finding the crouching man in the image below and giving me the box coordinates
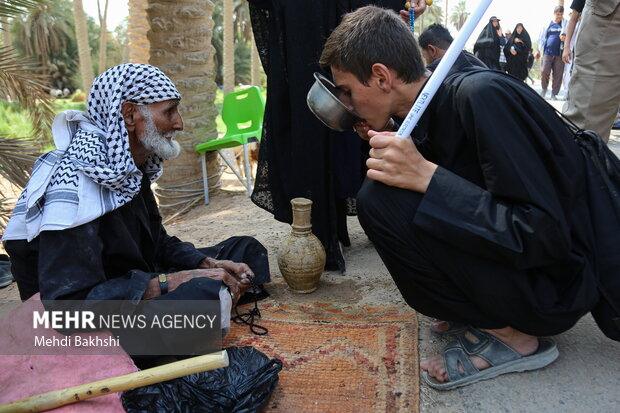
[319,7,601,389]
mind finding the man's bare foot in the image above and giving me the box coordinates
[421,326,539,383]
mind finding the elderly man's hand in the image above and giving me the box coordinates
[144,268,251,306]
[198,257,255,279]
[366,130,437,192]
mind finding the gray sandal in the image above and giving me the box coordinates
[423,327,559,390]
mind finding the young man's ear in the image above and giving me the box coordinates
[370,63,392,92]
[121,102,137,133]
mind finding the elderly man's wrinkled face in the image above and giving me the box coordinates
[136,100,183,160]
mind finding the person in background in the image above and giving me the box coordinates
[536,5,567,100]
[561,8,581,94]
[526,49,536,85]
[563,0,620,144]
[418,23,487,72]
[473,16,505,70]
[499,30,510,72]
[504,23,531,82]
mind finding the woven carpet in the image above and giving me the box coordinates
[224,300,419,413]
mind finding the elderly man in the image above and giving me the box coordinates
[317,6,614,390]
[2,64,270,349]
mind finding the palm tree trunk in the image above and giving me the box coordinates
[223,0,234,94]
[147,0,220,212]
[1,0,11,49]
[445,0,448,26]
[97,0,109,73]
[250,31,261,87]
[73,0,95,92]
[128,0,150,64]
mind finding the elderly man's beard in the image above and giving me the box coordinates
[138,106,181,160]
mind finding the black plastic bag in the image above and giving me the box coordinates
[122,346,282,413]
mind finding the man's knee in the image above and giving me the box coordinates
[357,178,423,229]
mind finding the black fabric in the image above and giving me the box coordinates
[504,24,532,81]
[122,346,282,413]
[357,68,600,336]
[248,0,403,273]
[426,51,488,73]
[5,174,271,302]
[473,19,502,69]
[571,0,586,13]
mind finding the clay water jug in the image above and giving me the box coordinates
[277,198,326,293]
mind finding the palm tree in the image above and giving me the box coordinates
[250,31,261,87]
[97,0,109,73]
[146,0,220,213]
[1,1,11,49]
[449,0,469,31]
[416,2,444,34]
[223,0,234,94]
[0,0,56,230]
[72,0,94,91]
[127,0,148,63]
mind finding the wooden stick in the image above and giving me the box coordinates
[0,350,229,413]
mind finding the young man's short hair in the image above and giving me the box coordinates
[418,23,453,51]
[554,5,564,13]
[319,6,425,84]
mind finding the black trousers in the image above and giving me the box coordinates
[356,178,589,337]
[195,235,271,287]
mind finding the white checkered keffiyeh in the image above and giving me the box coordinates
[2,64,181,242]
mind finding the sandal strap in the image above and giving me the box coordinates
[442,327,523,382]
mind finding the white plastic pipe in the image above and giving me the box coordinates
[396,0,494,138]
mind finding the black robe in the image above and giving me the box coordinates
[504,25,532,81]
[248,0,404,272]
[357,67,600,335]
[5,174,270,302]
[473,19,502,70]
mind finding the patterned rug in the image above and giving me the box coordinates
[224,300,419,413]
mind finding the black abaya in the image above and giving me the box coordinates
[504,24,532,81]
[248,0,404,272]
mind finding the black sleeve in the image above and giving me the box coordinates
[38,221,154,301]
[570,0,585,12]
[413,76,573,269]
[156,228,207,271]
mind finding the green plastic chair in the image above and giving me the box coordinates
[195,86,265,204]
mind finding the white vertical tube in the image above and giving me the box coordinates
[396,0,494,138]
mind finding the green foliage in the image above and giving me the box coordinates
[10,0,101,92]
[212,0,254,86]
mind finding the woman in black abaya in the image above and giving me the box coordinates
[504,23,532,81]
[248,0,412,272]
[473,17,503,70]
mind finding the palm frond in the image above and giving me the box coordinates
[0,0,49,19]
[0,134,38,232]
[0,134,38,188]
[0,46,55,140]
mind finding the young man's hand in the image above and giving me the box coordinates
[366,130,437,193]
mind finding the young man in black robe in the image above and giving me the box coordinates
[320,6,600,389]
